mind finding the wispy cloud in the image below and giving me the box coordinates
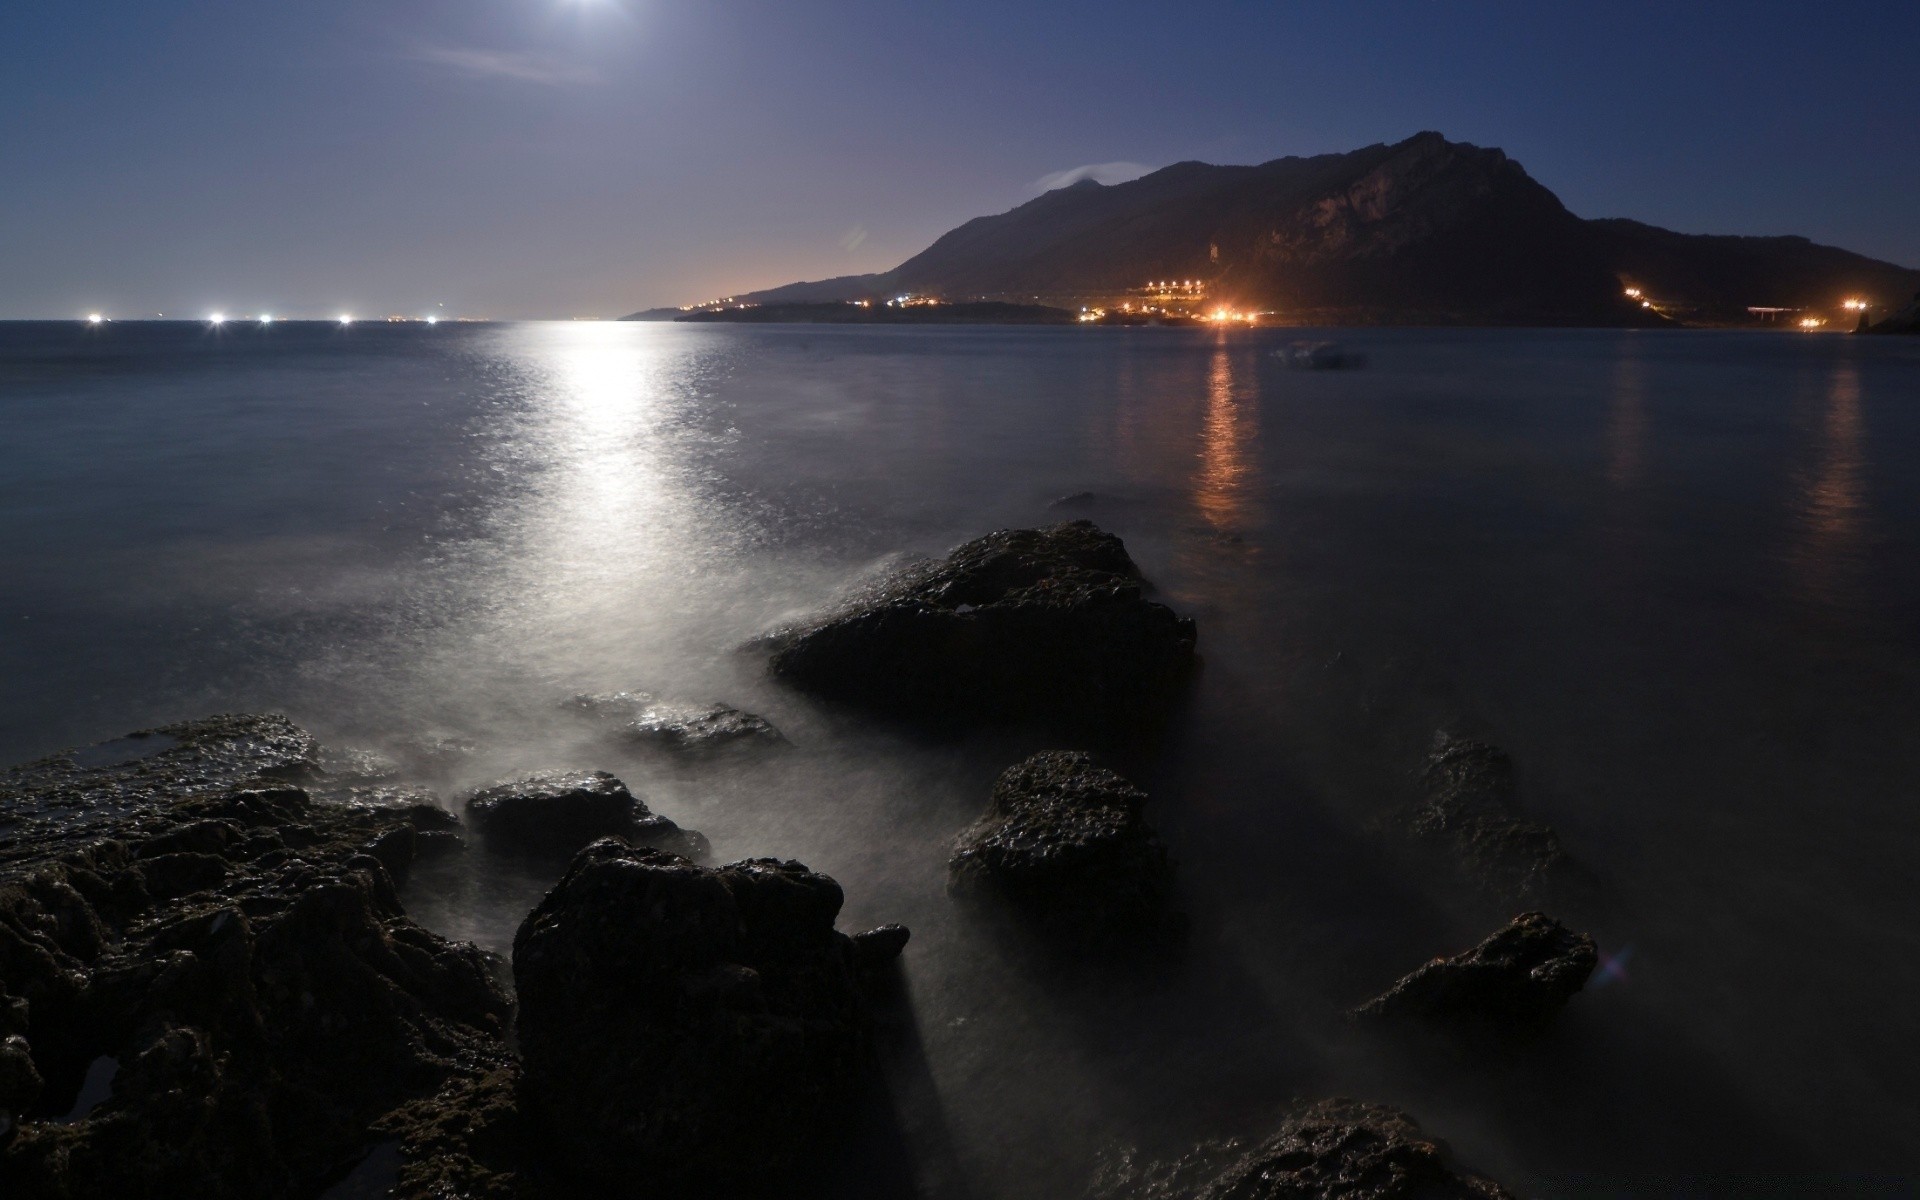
[839,225,868,253]
[1031,161,1152,192]
[415,47,602,87]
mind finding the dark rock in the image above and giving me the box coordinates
[372,1063,558,1200]
[0,714,319,866]
[462,770,707,860]
[948,752,1180,950]
[564,692,789,757]
[1354,912,1597,1030]
[513,839,893,1195]
[766,521,1196,734]
[1405,731,1579,902]
[0,716,513,1198]
[1089,1098,1516,1199]
[0,1036,41,1145]
[850,923,911,969]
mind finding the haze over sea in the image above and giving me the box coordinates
[4,320,1918,1193]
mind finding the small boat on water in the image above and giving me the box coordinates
[1276,340,1368,370]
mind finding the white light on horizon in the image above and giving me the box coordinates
[425,314,438,325]
[87,313,103,324]
[260,314,274,324]
[339,314,354,325]
[209,313,227,325]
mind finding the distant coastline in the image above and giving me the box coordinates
[655,300,1076,325]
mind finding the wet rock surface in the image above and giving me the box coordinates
[1088,1098,1516,1200]
[766,521,1197,734]
[513,837,901,1196]
[1355,912,1597,1030]
[1404,731,1581,902]
[564,692,789,757]
[0,715,512,1198]
[463,770,708,860]
[949,752,1180,950]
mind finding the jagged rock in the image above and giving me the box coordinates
[462,770,707,860]
[370,1064,557,1200]
[0,714,318,865]
[1406,732,1578,901]
[766,521,1196,733]
[948,752,1180,949]
[850,923,910,970]
[1354,912,1596,1030]
[512,839,900,1195]
[0,716,513,1199]
[1088,1098,1516,1199]
[563,692,788,756]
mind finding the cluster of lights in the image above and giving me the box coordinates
[1798,316,1827,329]
[1206,307,1260,324]
[885,294,940,307]
[1842,298,1869,311]
[81,309,464,326]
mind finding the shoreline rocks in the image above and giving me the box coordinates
[0,716,512,1198]
[1354,912,1597,1031]
[1403,732,1581,903]
[949,752,1182,951]
[513,838,904,1195]
[562,692,789,758]
[462,770,708,860]
[1089,1098,1516,1199]
[766,521,1197,734]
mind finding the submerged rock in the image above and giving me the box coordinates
[1354,912,1597,1030]
[766,521,1196,734]
[512,838,902,1196]
[1089,1098,1516,1200]
[563,692,788,757]
[1405,732,1579,902]
[462,770,707,860]
[949,752,1180,950]
[0,716,512,1199]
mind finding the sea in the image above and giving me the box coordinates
[3,319,1918,1196]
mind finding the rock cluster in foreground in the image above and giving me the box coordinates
[463,769,707,860]
[0,716,510,1197]
[1354,912,1597,1030]
[514,839,900,1194]
[767,520,1197,733]
[1089,1098,1516,1199]
[0,715,905,1199]
[949,751,1181,951]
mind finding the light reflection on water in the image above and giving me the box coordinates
[3,322,1920,1194]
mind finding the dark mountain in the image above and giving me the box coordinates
[1589,221,1920,321]
[625,133,1919,326]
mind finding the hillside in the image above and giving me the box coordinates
[626,133,1919,327]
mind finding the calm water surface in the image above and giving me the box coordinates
[4,320,1919,1195]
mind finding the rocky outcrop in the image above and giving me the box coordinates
[462,770,707,860]
[767,521,1196,734]
[949,752,1180,950]
[512,838,905,1196]
[0,716,511,1199]
[1089,1098,1516,1199]
[563,692,788,756]
[1354,913,1596,1030]
[1403,732,1579,902]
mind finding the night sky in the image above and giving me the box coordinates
[6,0,1915,319]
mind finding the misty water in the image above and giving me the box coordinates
[4,320,1918,1195]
